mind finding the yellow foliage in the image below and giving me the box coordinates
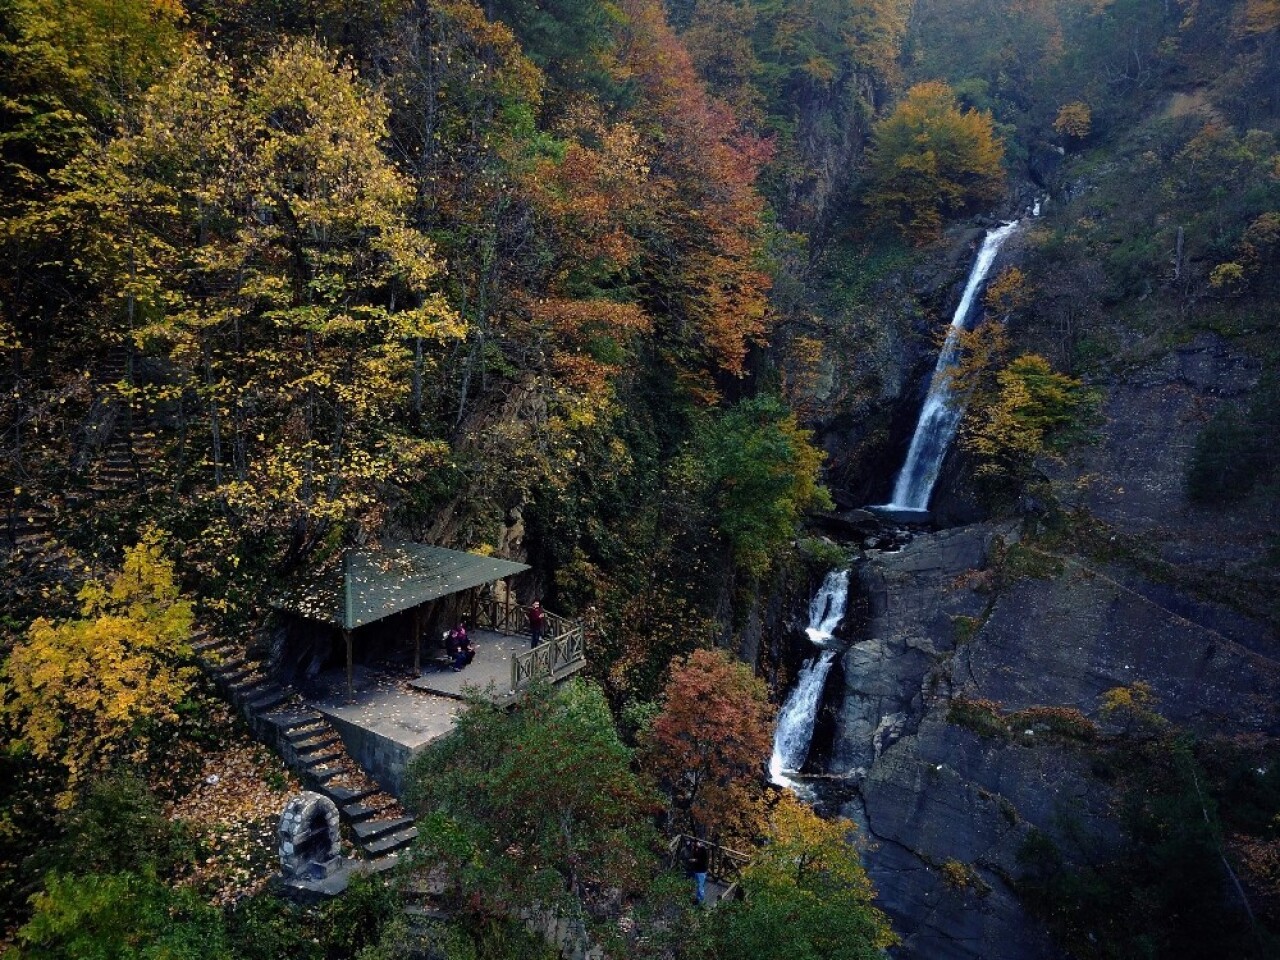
[963,353,1094,483]
[1,530,195,806]
[865,82,1005,243]
[1243,0,1280,34]
[1053,101,1093,140]
[1210,261,1246,289]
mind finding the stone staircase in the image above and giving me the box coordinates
[192,632,417,868]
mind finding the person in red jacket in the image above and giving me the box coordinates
[528,600,546,649]
[448,621,474,671]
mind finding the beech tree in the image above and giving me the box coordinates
[641,647,775,840]
[864,81,1005,242]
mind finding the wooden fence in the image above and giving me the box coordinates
[470,594,587,691]
[670,835,752,902]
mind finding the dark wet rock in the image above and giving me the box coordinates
[828,518,1279,959]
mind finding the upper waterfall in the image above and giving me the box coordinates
[885,220,1023,511]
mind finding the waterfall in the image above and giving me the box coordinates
[770,569,850,787]
[885,220,1022,511]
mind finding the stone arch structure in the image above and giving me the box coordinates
[278,791,341,880]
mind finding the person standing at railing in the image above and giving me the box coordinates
[689,839,710,905]
[528,600,546,649]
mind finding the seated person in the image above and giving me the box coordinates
[448,621,474,671]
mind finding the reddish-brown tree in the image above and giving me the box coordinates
[641,647,776,841]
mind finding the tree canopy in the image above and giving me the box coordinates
[864,81,1006,242]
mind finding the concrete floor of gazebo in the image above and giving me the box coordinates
[406,627,535,701]
[301,628,540,796]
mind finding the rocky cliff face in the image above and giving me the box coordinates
[814,327,1280,958]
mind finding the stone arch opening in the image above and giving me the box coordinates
[278,791,342,881]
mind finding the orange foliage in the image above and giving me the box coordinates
[641,647,776,841]
[618,0,774,380]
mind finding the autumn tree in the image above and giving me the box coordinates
[0,530,194,806]
[706,794,898,960]
[641,648,775,841]
[1053,100,1093,140]
[407,679,661,919]
[863,81,1006,242]
[57,39,465,574]
[962,353,1096,491]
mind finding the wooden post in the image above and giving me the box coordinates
[344,629,353,701]
[412,607,422,675]
[504,578,511,633]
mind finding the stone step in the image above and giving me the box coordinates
[403,903,451,922]
[321,783,378,806]
[265,710,324,733]
[213,658,250,679]
[246,687,291,714]
[200,643,239,664]
[283,720,330,743]
[367,854,403,875]
[228,674,268,697]
[362,826,418,858]
[352,816,415,844]
[221,664,262,687]
[299,747,345,768]
[341,799,397,823]
[309,763,346,783]
[294,733,342,754]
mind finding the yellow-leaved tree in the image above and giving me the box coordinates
[963,353,1096,488]
[1,530,194,806]
[864,81,1005,243]
[711,793,898,959]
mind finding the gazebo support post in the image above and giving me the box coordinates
[344,629,354,701]
[412,607,422,675]
[504,578,511,633]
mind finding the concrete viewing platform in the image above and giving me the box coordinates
[303,628,585,796]
[407,628,536,702]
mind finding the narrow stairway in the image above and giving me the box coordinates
[191,632,417,869]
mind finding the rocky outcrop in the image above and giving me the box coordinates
[833,524,1002,776]
[829,519,1280,959]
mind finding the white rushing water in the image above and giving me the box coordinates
[770,569,850,788]
[885,220,1023,511]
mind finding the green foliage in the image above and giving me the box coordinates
[11,871,231,960]
[1186,375,1280,503]
[43,773,193,878]
[704,795,897,960]
[694,394,832,578]
[406,679,661,919]
[223,895,323,960]
[487,0,622,93]
[1017,736,1279,959]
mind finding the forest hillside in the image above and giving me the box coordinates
[1,0,1277,958]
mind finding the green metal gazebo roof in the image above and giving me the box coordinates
[277,541,529,632]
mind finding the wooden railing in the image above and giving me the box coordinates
[470,595,587,691]
[670,835,752,898]
[510,625,586,690]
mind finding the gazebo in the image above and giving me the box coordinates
[276,540,531,698]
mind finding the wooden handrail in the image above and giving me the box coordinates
[670,834,752,883]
